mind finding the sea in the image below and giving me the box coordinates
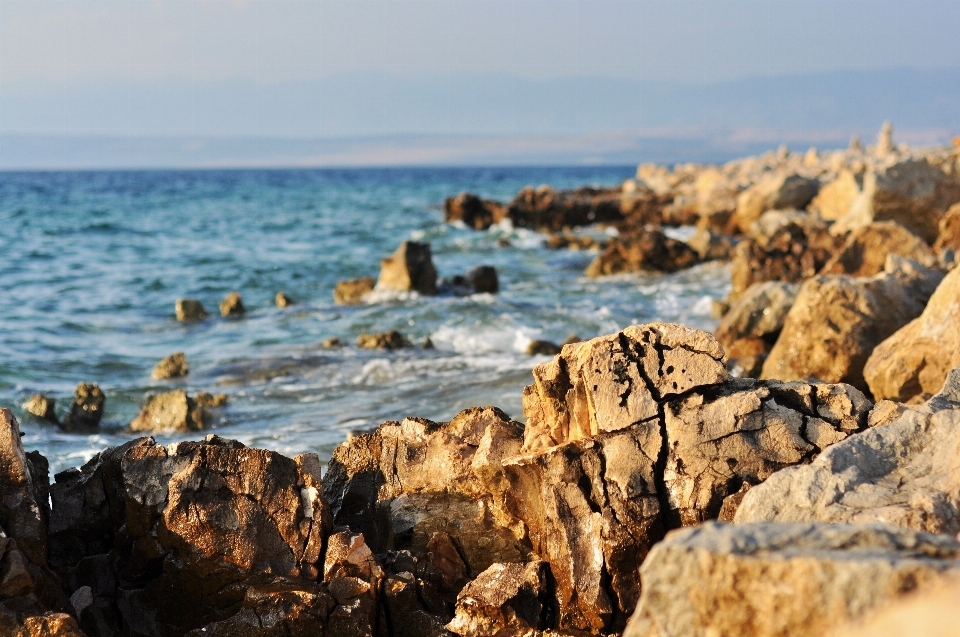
[0,166,729,473]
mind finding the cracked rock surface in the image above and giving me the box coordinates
[736,367,960,534]
[624,521,960,637]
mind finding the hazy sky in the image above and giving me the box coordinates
[4,0,960,85]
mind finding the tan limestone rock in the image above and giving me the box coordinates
[23,395,56,423]
[129,390,207,433]
[934,202,960,254]
[334,277,375,305]
[733,174,819,233]
[809,169,862,220]
[377,241,438,295]
[864,266,960,402]
[219,291,245,317]
[151,351,188,380]
[819,221,936,277]
[175,298,207,322]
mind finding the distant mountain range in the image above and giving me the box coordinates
[2,67,958,168]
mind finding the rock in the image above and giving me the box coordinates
[323,530,382,637]
[151,351,188,380]
[0,410,51,569]
[686,227,737,261]
[733,174,819,233]
[934,202,960,254]
[521,323,727,451]
[129,390,208,433]
[832,576,960,637]
[735,367,960,532]
[62,383,104,432]
[446,561,552,637]
[0,613,86,637]
[729,214,839,302]
[444,192,506,231]
[421,336,435,350]
[714,281,800,365]
[219,291,245,317]
[506,185,624,231]
[808,169,863,220]
[624,521,960,637]
[357,331,407,350]
[23,395,56,424]
[335,277,376,305]
[864,266,960,402]
[585,227,699,277]
[193,391,227,407]
[760,255,944,392]
[746,209,827,246]
[185,582,335,637]
[47,436,334,636]
[377,241,438,296]
[322,336,342,348]
[464,266,499,294]
[275,291,294,308]
[175,298,208,322]
[832,157,960,243]
[819,221,937,276]
[877,120,895,155]
[322,407,528,576]
[525,340,561,356]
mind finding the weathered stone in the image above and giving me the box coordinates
[334,277,376,305]
[219,291,245,317]
[733,174,819,233]
[446,561,552,637]
[662,378,870,526]
[736,367,960,533]
[819,221,937,276]
[275,291,294,308]
[760,255,944,392]
[194,392,227,408]
[506,185,624,231]
[832,158,960,243]
[151,351,188,380]
[62,383,104,432]
[2,612,86,637]
[377,241,438,296]
[934,202,960,254]
[323,531,381,637]
[23,395,56,424]
[0,410,50,568]
[444,192,506,231]
[464,266,499,294]
[714,281,799,361]
[525,340,561,357]
[175,298,208,322]
[586,228,698,277]
[521,323,727,451]
[624,521,960,637]
[809,169,862,220]
[832,576,960,637]
[357,331,407,350]
[864,266,960,402]
[686,227,737,261]
[129,390,207,433]
[322,407,528,576]
[729,215,840,302]
[47,436,333,636]
[185,581,335,637]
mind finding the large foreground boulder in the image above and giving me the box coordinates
[377,241,438,296]
[760,255,943,392]
[736,367,960,532]
[624,522,960,637]
[864,266,960,402]
[832,158,960,243]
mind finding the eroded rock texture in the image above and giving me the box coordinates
[761,255,944,392]
[446,561,552,637]
[819,221,936,277]
[713,281,799,375]
[443,193,506,231]
[733,173,819,232]
[736,367,960,533]
[624,521,960,637]
[506,186,624,232]
[585,228,699,277]
[377,241,438,296]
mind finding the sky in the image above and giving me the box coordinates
[2,0,960,167]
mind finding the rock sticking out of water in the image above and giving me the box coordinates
[61,383,104,433]
[219,291,245,317]
[129,389,209,433]
[24,394,57,423]
[357,330,408,350]
[175,298,208,322]
[151,351,188,380]
[275,291,294,308]
[334,276,376,305]
[377,241,438,296]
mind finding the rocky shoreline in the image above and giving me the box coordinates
[4,126,960,636]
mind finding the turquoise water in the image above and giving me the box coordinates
[0,167,729,472]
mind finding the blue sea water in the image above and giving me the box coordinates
[0,166,729,473]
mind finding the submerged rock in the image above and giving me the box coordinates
[377,241,438,296]
[357,331,408,350]
[175,298,208,322]
[220,291,246,317]
[585,227,698,277]
[624,521,960,637]
[151,351,188,380]
[23,394,57,423]
[129,389,208,433]
[335,276,376,305]
[61,383,104,432]
[864,266,960,402]
[819,220,936,276]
